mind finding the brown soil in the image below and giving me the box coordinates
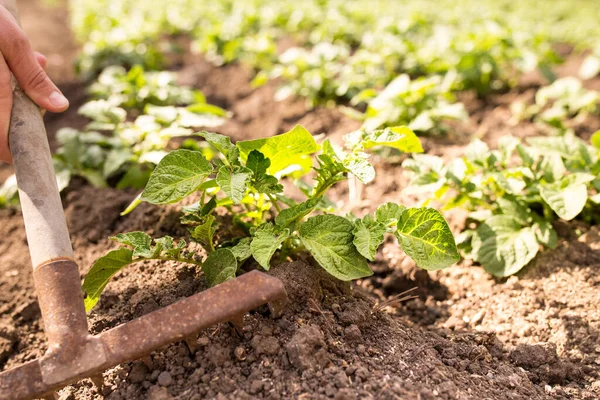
[1,2,600,400]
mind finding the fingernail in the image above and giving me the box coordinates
[49,91,69,108]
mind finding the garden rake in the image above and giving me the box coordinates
[0,2,287,399]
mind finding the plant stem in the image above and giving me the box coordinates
[154,256,204,267]
[268,193,281,212]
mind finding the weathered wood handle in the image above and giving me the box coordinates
[4,0,74,267]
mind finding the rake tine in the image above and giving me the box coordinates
[184,335,198,354]
[229,314,246,336]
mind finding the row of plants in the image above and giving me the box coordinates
[69,0,577,131]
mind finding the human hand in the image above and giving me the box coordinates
[0,5,69,163]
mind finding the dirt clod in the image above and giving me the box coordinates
[251,335,280,356]
[285,324,330,371]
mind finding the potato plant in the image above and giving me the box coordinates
[82,125,459,310]
[350,74,467,133]
[404,133,600,276]
[57,65,228,190]
[511,77,599,132]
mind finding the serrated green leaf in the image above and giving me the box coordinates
[237,125,319,175]
[250,224,290,270]
[253,174,283,194]
[395,208,459,270]
[472,215,539,277]
[353,216,386,261]
[110,232,153,258]
[199,131,239,166]
[299,215,372,281]
[155,236,174,250]
[246,150,283,194]
[83,248,134,311]
[275,198,320,228]
[375,202,406,225]
[363,127,423,153]
[141,150,212,204]
[246,150,270,176]
[203,248,237,287]
[540,173,594,220]
[216,166,252,204]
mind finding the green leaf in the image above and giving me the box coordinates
[83,248,134,311]
[246,150,270,176]
[155,236,186,258]
[362,127,423,153]
[540,173,594,220]
[141,150,212,204]
[187,103,228,117]
[199,131,239,166]
[229,237,252,263]
[465,139,490,165]
[103,149,132,178]
[110,232,153,258]
[216,166,252,204]
[375,202,406,225]
[353,216,386,261]
[395,208,459,270]
[237,125,319,175]
[200,196,217,216]
[299,215,373,281]
[591,130,600,149]
[116,164,152,190]
[497,197,530,225]
[203,248,237,287]
[343,155,375,184]
[472,215,539,277]
[275,198,320,228]
[250,224,290,270]
[190,215,217,252]
[533,220,557,249]
[247,150,283,194]
[538,153,566,182]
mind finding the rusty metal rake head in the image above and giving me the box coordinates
[1,262,286,400]
[0,3,287,399]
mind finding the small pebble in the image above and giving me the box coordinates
[157,371,173,387]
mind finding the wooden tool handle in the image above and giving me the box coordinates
[4,0,74,266]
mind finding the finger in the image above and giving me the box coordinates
[0,8,68,113]
[34,52,47,70]
[0,52,13,163]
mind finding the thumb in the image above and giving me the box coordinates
[9,51,69,113]
[0,15,69,113]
